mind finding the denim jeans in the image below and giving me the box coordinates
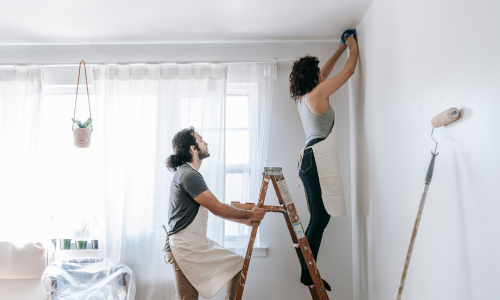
[298,138,330,281]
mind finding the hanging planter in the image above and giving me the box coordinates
[71,60,93,148]
[72,119,93,148]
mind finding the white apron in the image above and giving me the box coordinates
[169,205,244,299]
[298,119,346,217]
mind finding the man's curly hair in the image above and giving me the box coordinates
[289,55,320,101]
[165,127,200,173]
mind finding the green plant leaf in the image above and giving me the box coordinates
[82,117,93,128]
[82,224,87,239]
[72,118,89,128]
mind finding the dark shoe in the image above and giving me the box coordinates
[300,272,331,291]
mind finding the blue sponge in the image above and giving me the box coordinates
[341,29,357,45]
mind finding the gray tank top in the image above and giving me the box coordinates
[297,94,335,144]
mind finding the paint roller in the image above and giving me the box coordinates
[395,108,460,300]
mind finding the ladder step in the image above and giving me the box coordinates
[263,167,283,176]
[231,202,286,214]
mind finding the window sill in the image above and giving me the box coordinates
[53,248,268,260]
[54,249,99,261]
[253,247,267,258]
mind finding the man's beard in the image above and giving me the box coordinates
[198,149,210,160]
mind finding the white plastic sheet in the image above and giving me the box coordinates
[41,258,136,300]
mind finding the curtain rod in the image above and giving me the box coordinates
[0,58,298,68]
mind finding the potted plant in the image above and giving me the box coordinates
[75,220,88,250]
[59,223,72,250]
[71,60,93,148]
[90,214,99,249]
[71,117,93,148]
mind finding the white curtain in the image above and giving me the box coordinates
[0,66,44,241]
[0,62,275,299]
[92,63,227,300]
[225,64,276,254]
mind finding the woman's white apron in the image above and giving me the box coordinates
[298,118,346,217]
[169,205,244,299]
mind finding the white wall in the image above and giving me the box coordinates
[0,42,353,300]
[264,46,352,300]
[350,1,500,300]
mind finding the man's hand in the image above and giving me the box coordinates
[249,199,266,222]
[243,219,254,226]
[224,218,255,226]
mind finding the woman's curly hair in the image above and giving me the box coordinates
[165,127,200,173]
[289,55,320,101]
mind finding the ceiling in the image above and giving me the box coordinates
[0,0,373,45]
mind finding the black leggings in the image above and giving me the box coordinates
[299,138,330,279]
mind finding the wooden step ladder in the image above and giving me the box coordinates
[231,167,329,300]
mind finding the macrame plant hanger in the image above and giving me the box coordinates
[72,60,93,148]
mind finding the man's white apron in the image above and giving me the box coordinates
[298,119,346,217]
[169,205,244,299]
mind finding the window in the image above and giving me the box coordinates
[39,84,259,247]
[224,83,259,249]
[38,85,101,240]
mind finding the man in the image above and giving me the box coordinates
[164,127,266,300]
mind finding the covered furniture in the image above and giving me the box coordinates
[41,257,136,300]
[0,241,53,300]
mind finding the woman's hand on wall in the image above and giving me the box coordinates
[338,41,347,52]
[345,35,358,50]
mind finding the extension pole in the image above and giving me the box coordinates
[395,152,438,300]
[396,108,459,300]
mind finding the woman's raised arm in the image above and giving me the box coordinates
[319,42,347,81]
[311,35,358,100]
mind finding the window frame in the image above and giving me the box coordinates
[223,83,261,249]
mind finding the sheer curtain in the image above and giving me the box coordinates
[0,66,44,241]
[225,64,276,254]
[92,63,227,300]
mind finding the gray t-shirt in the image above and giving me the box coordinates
[164,163,209,252]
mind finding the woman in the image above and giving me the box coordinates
[290,35,358,291]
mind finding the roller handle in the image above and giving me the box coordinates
[396,152,438,300]
[425,152,439,183]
